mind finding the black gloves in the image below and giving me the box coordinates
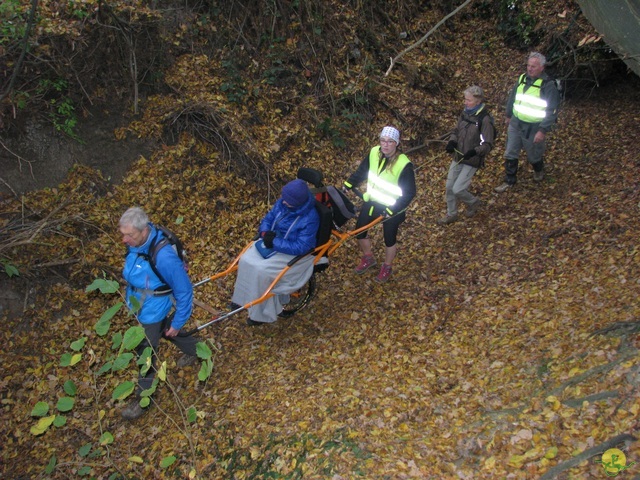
[262,231,276,248]
[463,149,477,160]
[445,140,457,153]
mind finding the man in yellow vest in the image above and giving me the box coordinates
[495,52,560,193]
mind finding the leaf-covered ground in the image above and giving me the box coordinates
[2,2,640,479]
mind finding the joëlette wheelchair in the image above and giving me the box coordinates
[180,167,383,336]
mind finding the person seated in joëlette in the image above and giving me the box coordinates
[231,179,320,325]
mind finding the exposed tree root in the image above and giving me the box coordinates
[539,433,637,480]
[591,321,640,338]
[548,348,637,397]
[562,390,618,408]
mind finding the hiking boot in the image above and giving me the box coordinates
[121,398,147,421]
[177,354,198,368]
[355,254,376,274]
[247,318,265,326]
[494,182,513,193]
[465,199,483,218]
[375,264,392,283]
[533,168,545,182]
[436,213,458,225]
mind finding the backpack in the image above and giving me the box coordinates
[140,225,188,292]
[476,110,497,143]
[297,166,357,228]
[311,185,356,228]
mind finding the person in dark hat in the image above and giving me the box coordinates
[230,179,320,325]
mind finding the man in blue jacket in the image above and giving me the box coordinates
[119,206,199,420]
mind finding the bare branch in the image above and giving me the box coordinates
[404,133,450,155]
[0,139,35,178]
[0,0,40,103]
[384,0,473,77]
[0,176,19,200]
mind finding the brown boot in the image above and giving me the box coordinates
[436,213,458,225]
[465,199,484,218]
[121,397,147,420]
[177,354,198,368]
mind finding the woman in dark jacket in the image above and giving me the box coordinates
[231,179,320,325]
[438,85,495,224]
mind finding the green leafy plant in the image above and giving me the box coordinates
[220,59,248,104]
[1,258,19,277]
[477,0,541,48]
[318,109,364,148]
[0,0,27,45]
[66,0,90,19]
[36,78,84,143]
[29,275,216,478]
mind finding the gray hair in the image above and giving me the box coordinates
[119,206,149,231]
[528,51,546,66]
[464,85,484,101]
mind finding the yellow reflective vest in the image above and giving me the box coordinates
[513,74,547,123]
[364,146,411,207]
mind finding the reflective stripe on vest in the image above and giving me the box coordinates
[366,146,410,207]
[513,74,547,123]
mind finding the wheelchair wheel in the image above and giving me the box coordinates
[279,272,316,318]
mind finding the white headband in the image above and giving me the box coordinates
[380,126,400,144]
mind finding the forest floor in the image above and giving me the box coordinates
[1,5,640,480]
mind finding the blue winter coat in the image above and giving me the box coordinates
[259,191,320,256]
[122,224,193,330]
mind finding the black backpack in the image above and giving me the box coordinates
[140,225,188,292]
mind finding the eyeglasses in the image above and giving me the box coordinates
[380,139,396,145]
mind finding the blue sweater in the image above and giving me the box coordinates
[122,225,193,330]
[259,191,320,256]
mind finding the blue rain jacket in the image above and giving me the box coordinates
[122,224,193,329]
[259,191,320,256]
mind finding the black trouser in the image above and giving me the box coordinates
[504,158,544,185]
[136,316,199,394]
[355,202,406,247]
[503,119,545,185]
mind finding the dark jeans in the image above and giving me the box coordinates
[136,318,199,393]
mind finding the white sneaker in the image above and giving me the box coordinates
[495,182,512,193]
